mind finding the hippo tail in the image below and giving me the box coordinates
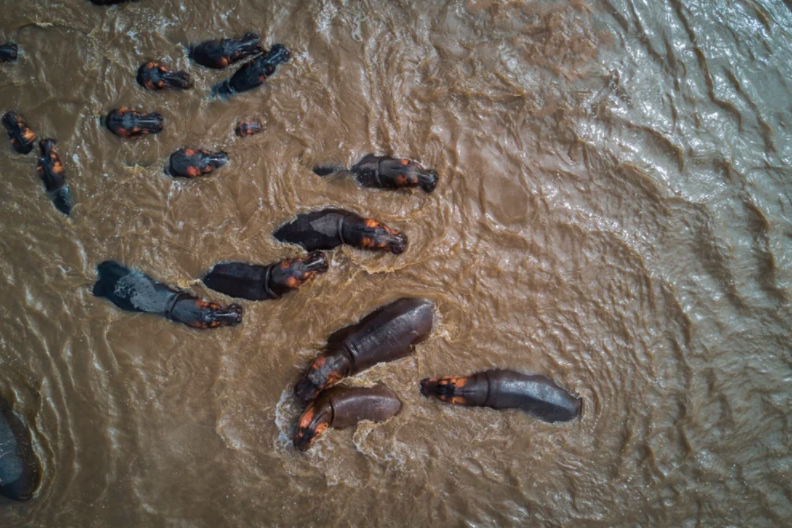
[312,165,347,177]
[93,260,129,298]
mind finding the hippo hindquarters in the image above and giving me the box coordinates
[0,401,41,501]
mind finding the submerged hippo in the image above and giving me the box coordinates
[293,384,402,451]
[0,42,18,62]
[420,369,581,423]
[274,208,407,254]
[2,111,36,154]
[203,251,328,301]
[165,148,227,178]
[36,139,73,216]
[294,298,434,402]
[314,154,439,193]
[212,44,290,97]
[93,260,243,329]
[235,121,262,137]
[136,62,191,90]
[0,398,41,502]
[189,32,262,69]
[105,108,164,138]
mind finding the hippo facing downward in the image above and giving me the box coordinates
[36,139,73,216]
[203,251,328,301]
[0,398,41,501]
[2,111,36,154]
[166,148,227,178]
[105,108,164,139]
[314,154,439,193]
[274,208,407,254]
[420,369,581,423]
[212,44,290,98]
[137,62,191,90]
[294,298,434,402]
[293,384,402,451]
[0,42,18,62]
[189,33,262,69]
[93,261,243,329]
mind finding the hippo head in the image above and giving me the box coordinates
[270,251,329,296]
[179,300,243,329]
[292,398,333,452]
[354,218,408,254]
[265,43,291,66]
[294,353,351,402]
[419,376,472,405]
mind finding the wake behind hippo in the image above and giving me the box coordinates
[0,398,41,501]
[420,369,581,423]
[294,298,434,402]
[36,139,73,216]
[212,44,290,98]
[203,251,328,301]
[189,32,261,69]
[93,261,242,329]
[293,384,402,451]
[314,154,438,193]
[274,208,407,254]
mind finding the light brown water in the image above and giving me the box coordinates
[2,0,792,526]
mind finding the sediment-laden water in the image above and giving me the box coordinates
[1,0,791,526]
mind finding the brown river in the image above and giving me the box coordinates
[2,0,792,526]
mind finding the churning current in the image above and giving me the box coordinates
[1,0,792,526]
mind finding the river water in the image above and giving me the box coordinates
[1,0,791,526]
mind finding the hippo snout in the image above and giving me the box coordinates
[390,233,408,254]
[420,170,439,193]
[304,251,329,273]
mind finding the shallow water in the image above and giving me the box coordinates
[1,0,791,526]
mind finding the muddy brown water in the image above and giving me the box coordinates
[1,0,792,526]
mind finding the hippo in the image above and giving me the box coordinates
[93,260,243,329]
[273,208,407,254]
[36,139,73,216]
[165,148,227,178]
[212,44,290,98]
[136,62,191,90]
[0,398,41,502]
[314,154,439,193]
[105,108,163,138]
[420,369,581,423]
[293,384,402,451]
[0,42,18,62]
[2,111,36,154]
[203,251,328,301]
[235,121,263,137]
[294,298,434,402]
[189,32,262,69]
